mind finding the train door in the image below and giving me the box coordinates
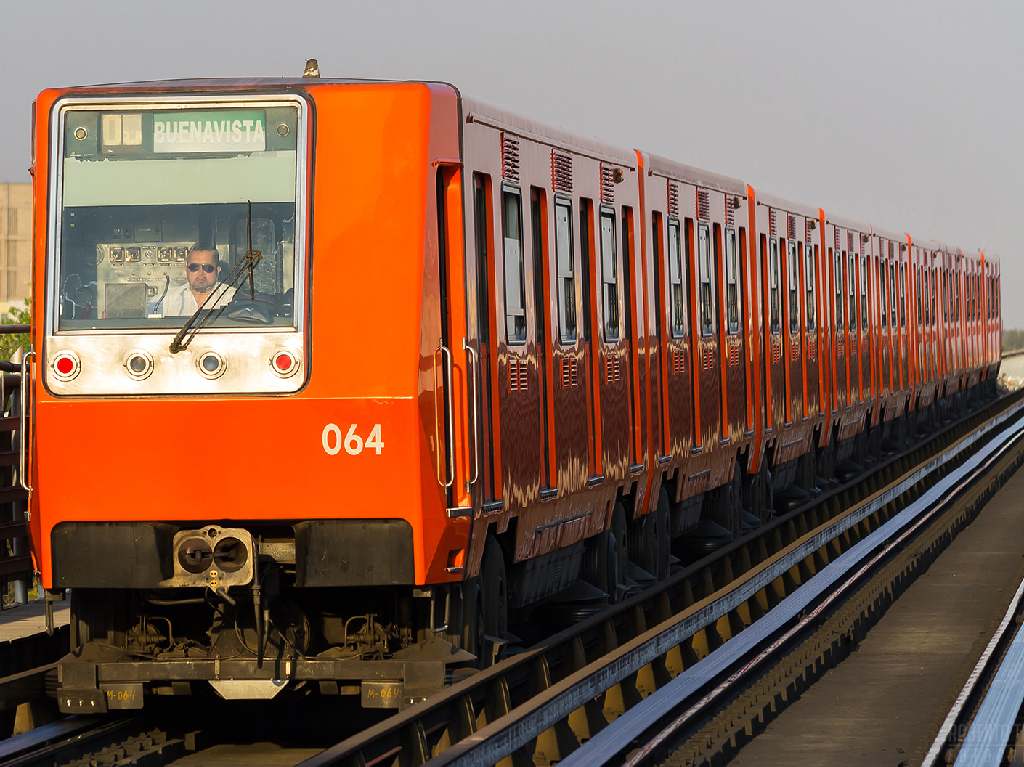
[848,246,858,404]
[468,173,498,506]
[530,188,554,491]
[550,194,592,489]
[763,232,785,430]
[802,229,820,419]
[664,212,694,455]
[596,204,631,477]
[859,247,871,405]
[879,244,891,401]
[696,217,722,445]
[834,240,848,410]
[723,220,747,439]
[496,184,543,501]
[784,234,801,423]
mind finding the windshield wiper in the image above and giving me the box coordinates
[169,201,262,354]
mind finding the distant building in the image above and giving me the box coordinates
[0,182,31,311]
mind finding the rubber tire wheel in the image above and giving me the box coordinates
[630,494,670,581]
[475,538,509,667]
[654,490,671,580]
[582,502,627,601]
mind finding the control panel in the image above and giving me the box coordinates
[95,241,205,318]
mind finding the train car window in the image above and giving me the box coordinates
[473,174,491,346]
[580,199,594,342]
[698,223,715,336]
[880,255,888,328]
[501,188,527,344]
[726,228,740,334]
[555,199,577,343]
[916,269,923,325]
[788,240,799,334]
[770,238,781,333]
[836,249,844,329]
[848,253,857,331]
[900,263,907,327]
[668,218,687,337]
[953,263,960,320]
[891,262,898,328]
[933,268,938,325]
[860,254,868,331]
[652,212,665,336]
[600,208,620,342]
[806,243,816,330]
[621,207,634,342]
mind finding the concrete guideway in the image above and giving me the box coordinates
[727,426,1024,766]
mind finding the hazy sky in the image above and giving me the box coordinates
[2,0,1022,323]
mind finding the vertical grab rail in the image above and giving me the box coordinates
[433,345,455,488]
[463,339,481,487]
[18,349,34,494]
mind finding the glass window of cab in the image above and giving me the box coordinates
[54,101,304,332]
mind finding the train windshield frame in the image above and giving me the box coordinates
[47,95,309,336]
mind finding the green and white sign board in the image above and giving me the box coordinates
[152,110,266,154]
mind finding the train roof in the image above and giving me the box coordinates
[828,213,873,235]
[644,153,746,196]
[463,97,637,169]
[754,190,819,220]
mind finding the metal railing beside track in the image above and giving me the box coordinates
[0,324,33,610]
[300,390,1024,767]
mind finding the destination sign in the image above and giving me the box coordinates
[152,110,266,154]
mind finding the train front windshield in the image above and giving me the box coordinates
[52,100,305,332]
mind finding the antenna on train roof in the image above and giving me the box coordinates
[303,58,320,78]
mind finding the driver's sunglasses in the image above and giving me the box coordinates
[187,263,217,273]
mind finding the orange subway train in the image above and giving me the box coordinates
[23,72,1001,713]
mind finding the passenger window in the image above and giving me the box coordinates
[600,208,620,341]
[473,174,491,346]
[698,223,715,336]
[726,228,740,334]
[835,249,844,329]
[880,257,888,328]
[502,188,527,344]
[921,268,929,323]
[891,262,898,328]
[788,240,799,334]
[555,199,576,343]
[770,238,781,333]
[806,243,816,330]
[848,253,857,331]
[668,219,687,337]
[580,200,594,342]
[900,263,906,327]
[931,269,937,324]
[860,254,868,331]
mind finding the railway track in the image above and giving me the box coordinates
[3,390,1017,766]
[925,561,1024,765]
[298,388,1024,767]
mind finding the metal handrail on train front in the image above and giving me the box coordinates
[18,349,34,494]
[434,345,455,488]
[463,339,481,487]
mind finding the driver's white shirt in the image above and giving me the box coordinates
[159,283,236,317]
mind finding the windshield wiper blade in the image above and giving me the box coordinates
[169,201,262,355]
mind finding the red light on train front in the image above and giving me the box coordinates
[270,350,299,377]
[52,351,81,382]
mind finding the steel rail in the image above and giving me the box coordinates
[576,407,1024,767]
[0,714,139,766]
[302,391,1023,767]
[432,404,1024,767]
[924,573,1024,766]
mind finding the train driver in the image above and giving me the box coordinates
[156,243,237,316]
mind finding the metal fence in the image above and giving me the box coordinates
[0,325,32,608]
